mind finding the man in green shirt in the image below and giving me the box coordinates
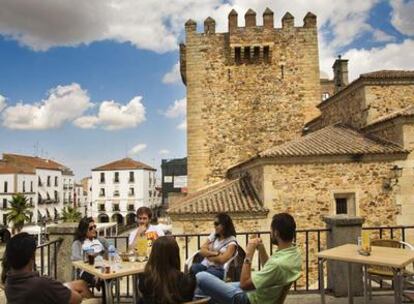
[196,213,302,304]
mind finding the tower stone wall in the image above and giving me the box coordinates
[181,9,321,192]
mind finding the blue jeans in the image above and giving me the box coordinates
[191,263,225,280]
[196,272,250,304]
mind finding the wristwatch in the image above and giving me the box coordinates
[244,257,252,265]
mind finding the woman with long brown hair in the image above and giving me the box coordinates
[139,236,196,304]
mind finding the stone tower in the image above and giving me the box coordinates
[180,8,321,192]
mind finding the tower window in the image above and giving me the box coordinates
[244,46,251,63]
[235,47,241,64]
[263,46,270,63]
[253,46,260,62]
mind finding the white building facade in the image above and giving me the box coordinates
[0,154,75,226]
[91,158,158,225]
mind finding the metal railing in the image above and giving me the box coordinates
[36,238,62,279]
[32,224,414,299]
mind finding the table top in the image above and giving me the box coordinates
[318,244,414,269]
[72,260,146,280]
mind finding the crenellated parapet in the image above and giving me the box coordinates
[183,7,317,36]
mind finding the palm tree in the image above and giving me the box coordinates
[61,206,82,223]
[5,194,32,234]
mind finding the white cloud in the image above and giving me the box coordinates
[159,149,170,155]
[177,120,187,130]
[0,95,6,112]
[390,0,414,36]
[0,0,382,54]
[343,39,414,81]
[128,143,147,156]
[2,83,93,130]
[372,29,396,43]
[74,96,146,130]
[162,62,181,84]
[164,97,186,118]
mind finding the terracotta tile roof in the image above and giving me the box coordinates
[360,70,414,79]
[2,153,72,173]
[168,176,268,216]
[0,160,35,175]
[92,157,156,171]
[364,105,414,128]
[257,124,407,158]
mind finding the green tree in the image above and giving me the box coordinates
[62,206,82,223]
[5,194,32,234]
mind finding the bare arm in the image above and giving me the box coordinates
[199,239,219,258]
[207,244,237,265]
[257,243,269,267]
[240,240,258,290]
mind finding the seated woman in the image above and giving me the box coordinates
[190,213,237,280]
[138,236,196,304]
[71,217,109,289]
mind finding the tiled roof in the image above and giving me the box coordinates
[92,157,156,171]
[168,176,268,216]
[360,70,414,79]
[2,153,71,173]
[0,160,35,175]
[257,124,407,158]
[364,105,414,128]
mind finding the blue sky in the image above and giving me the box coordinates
[0,0,413,180]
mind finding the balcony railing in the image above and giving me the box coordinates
[113,205,120,212]
[127,205,135,211]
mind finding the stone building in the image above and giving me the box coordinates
[169,7,414,234]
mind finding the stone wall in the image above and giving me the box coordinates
[365,84,414,124]
[262,161,399,228]
[310,82,414,132]
[312,85,367,130]
[183,12,321,192]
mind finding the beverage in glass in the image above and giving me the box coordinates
[136,236,147,262]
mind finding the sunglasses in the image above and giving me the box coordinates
[88,225,97,231]
[214,221,220,226]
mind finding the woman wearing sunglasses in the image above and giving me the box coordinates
[190,213,237,280]
[71,217,109,293]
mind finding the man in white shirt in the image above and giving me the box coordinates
[128,207,164,248]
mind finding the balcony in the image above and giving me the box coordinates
[128,178,135,183]
[100,179,105,184]
[98,205,106,212]
[63,185,68,190]
[127,205,135,211]
[113,205,120,212]
[113,179,120,184]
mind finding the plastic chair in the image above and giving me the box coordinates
[367,239,414,299]
[184,249,238,281]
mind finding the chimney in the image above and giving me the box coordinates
[263,8,274,29]
[245,9,256,27]
[204,17,216,34]
[333,55,349,93]
[228,9,238,33]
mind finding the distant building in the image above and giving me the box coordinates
[91,158,158,225]
[0,153,75,226]
[80,176,92,217]
[161,157,187,210]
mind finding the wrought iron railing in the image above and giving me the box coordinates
[36,238,62,279]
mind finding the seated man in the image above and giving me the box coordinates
[129,207,164,249]
[196,213,302,304]
[4,232,92,304]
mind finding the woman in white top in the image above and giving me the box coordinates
[190,213,237,280]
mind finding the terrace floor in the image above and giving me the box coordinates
[0,291,401,304]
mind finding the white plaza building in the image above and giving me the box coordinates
[90,158,159,225]
[0,153,75,226]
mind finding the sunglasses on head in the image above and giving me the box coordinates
[88,225,97,231]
